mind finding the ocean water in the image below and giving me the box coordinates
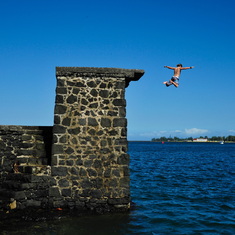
[1,142,235,234]
[129,142,235,235]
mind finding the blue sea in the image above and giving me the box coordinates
[2,142,235,234]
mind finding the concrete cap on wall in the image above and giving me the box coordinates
[56,67,145,87]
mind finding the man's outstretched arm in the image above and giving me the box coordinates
[164,66,175,69]
[181,66,194,70]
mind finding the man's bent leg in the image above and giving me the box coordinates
[171,81,179,87]
[163,81,172,87]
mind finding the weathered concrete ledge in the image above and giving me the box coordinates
[56,67,145,87]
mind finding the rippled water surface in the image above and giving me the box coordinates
[2,142,235,234]
[129,142,235,234]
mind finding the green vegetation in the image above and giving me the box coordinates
[151,135,235,142]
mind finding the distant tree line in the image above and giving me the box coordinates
[151,135,235,142]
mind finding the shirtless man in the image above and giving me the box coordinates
[163,64,194,87]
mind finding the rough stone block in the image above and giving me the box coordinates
[120,177,130,188]
[49,187,61,197]
[52,144,64,154]
[26,200,41,207]
[113,99,126,107]
[56,87,67,94]
[53,125,67,134]
[87,168,97,177]
[79,189,90,197]
[21,135,32,141]
[51,156,58,165]
[62,188,72,197]
[75,201,85,208]
[51,166,68,176]
[13,191,26,200]
[57,79,65,87]
[115,138,128,146]
[35,189,49,197]
[121,127,127,136]
[109,178,118,187]
[101,118,111,127]
[79,119,86,126]
[58,179,70,187]
[80,178,93,189]
[54,105,67,114]
[68,127,80,135]
[104,168,111,178]
[70,167,79,175]
[115,81,125,89]
[117,154,129,165]
[99,83,106,88]
[53,200,67,208]
[55,95,64,104]
[73,88,80,94]
[100,140,107,147]
[123,166,130,176]
[84,160,93,167]
[90,89,98,97]
[67,95,77,104]
[65,147,74,155]
[89,103,99,109]
[66,159,74,166]
[88,118,98,126]
[93,160,102,168]
[74,81,85,87]
[113,118,127,127]
[77,169,87,178]
[87,81,96,87]
[107,111,118,116]
[109,130,118,136]
[107,197,130,205]
[99,90,109,98]
[112,169,121,177]
[54,115,61,125]
[90,189,102,199]
[62,117,71,126]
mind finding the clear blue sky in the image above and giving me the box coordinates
[1,0,235,140]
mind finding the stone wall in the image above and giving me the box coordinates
[0,126,53,210]
[0,125,52,178]
[51,67,144,212]
[0,67,144,214]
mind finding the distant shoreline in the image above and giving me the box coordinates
[128,140,235,143]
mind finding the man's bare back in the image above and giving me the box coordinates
[163,64,194,87]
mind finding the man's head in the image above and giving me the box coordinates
[177,64,183,67]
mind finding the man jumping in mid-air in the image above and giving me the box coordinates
[163,64,194,87]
